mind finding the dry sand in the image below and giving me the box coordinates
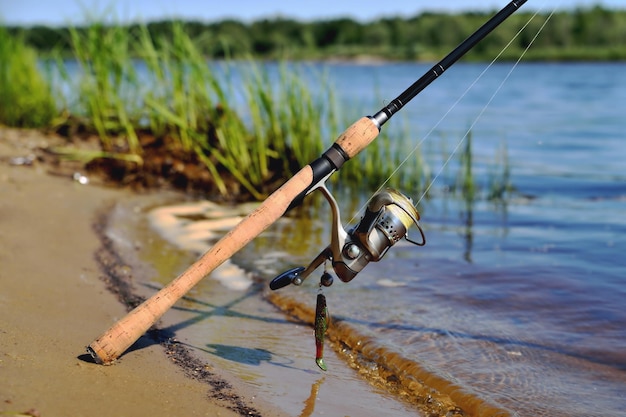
[0,127,279,417]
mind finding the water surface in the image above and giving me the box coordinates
[111,62,625,416]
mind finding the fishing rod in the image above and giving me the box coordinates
[87,0,527,366]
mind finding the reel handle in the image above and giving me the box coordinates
[269,247,329,290]
[269,266,306,290]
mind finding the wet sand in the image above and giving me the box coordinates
[0,127,279,417]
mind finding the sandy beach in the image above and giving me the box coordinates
[0,127,280,417]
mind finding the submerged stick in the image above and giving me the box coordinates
[87,1,526,365]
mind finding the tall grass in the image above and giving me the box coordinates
[0,27,56,127]
[457,131,477,202]
[126,23,340,199]
[486,141,513,200]
[0,21,507,204]
[67,22,141,154]
[140,22,226,150]
[240,62,334,182]
[454,131,512,202]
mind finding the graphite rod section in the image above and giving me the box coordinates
[371,0,527,127]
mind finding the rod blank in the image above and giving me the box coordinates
[371,0,528,127]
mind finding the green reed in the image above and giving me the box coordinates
[67,22,141,154]
[241,63,332,178]
[0,28,56,127]
[0,22,508,203]
[133,24,335,199]
[486,141,513,201]
[140,22,226,149]
[451,131,513,202]
[457,130,477,202]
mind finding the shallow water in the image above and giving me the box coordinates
[105,197,434,416]
[107,62,625,416]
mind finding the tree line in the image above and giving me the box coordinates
[5,6,626,61]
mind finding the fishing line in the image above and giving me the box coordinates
[426,3,560,378]
[347,3,555,224]
[415,5,556,206]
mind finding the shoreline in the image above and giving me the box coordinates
[0,126,483,417]
[0,127,279,417]
[115,188,492,416]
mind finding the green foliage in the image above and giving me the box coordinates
[0,19,508,203]
[59,21,341,199]
[486,142,513,201]
[139,21,226,151]
[129,23,334,199]
[449,133,513,202]
[66,22,141,153]
[8,7,626,61]
[457,131,476,202]
[0,28,56,127]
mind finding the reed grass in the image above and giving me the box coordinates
[452,132,513,203]
[457,131,477,202]
[0,28,56,127]
[0,21,508,204]
[140,22,226,150]
[67,22,141,154]
[486,141,513,201]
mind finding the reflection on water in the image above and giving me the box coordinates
[460,199,475,263]
[138,189,626,416]
[299,377,324,417]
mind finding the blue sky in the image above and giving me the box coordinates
[2,0,624,27]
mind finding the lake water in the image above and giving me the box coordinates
[106,62,625,416]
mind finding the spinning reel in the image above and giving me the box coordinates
[269,184,426,291]
[269,183,425,370]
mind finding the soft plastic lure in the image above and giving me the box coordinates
[314,293,329,371]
